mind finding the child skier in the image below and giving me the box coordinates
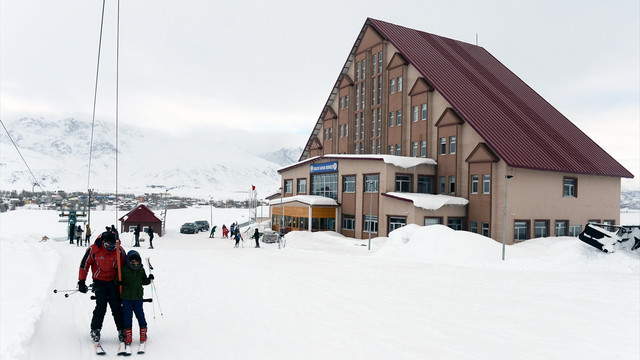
[118,250,154,353]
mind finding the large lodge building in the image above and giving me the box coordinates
[269,18,633,245]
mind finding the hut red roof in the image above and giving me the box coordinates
[118,204,162,223]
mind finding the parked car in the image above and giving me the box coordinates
[194,220,210,232]
[261,231,280,243]
[180,222,198,234]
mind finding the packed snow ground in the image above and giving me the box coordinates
[1,207,639,360]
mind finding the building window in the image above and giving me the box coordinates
[603,220,616,232]
[355,142,359,154]
[417,176,433,194]
[396,110,402,126]
[449,176,456,194]
[395,144,401,156]
[297,179,307,194]
[412,142,418,157]
[377,139,380,154]
[339,124,344,138]
[397,76,403,92]
[471,175,479,194]
[362,59,366,79]
[449,136,456,154]
[329,127,333,140]
[421,103,427,120]
[355,115,359,140]
[345,123,348,137]
[356,61,360,82]
[340,97,344,109]
[360,116,364,141]
[377,110,381,136]
[448,218,463,230]
[389,145,394,155]
[481,222,490,237]
[324,129,327,141]
[514,220,529,241]
[345,95,349,108]
[569,225,582,237]
[482,174,491,194]
[343,176,355,193]
[364,215,378,234]
[372,78,376,107]
[377,75,382,104]
[413,105,419,122]
[311,173,337,200]
[439,176,446,194]
[471,221,478,233]
[420,140,426,157]
[389,216,406,232]
[361,83,365,109]
[378,51,382,73]
[342,214,355,230]
[425,218,441,226]
[440,137,446,155]
[390,78,396,94]
[371,140,374,154]
[563,177,577,197]
[372,54,377,76]
[395,174,411,192]
[534,220,548,238]
[389,112,394,127]
[555,220,567,236]
[364,174,379,192]
[285,179,293,193]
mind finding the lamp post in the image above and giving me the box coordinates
[502,174,514,261]
[367,179,374,251]
[279,187,284,234]
[210,196,213,228]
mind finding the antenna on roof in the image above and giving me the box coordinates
[475,32,478,46]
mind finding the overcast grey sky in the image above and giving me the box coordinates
[1,0,639,182]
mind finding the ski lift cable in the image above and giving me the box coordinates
[115,0,121,225]
[87,0,107,192]
[0,119,45,193]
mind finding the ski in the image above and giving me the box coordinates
[117,341,130,356]
[137,341,147,354]
[94,342,106,355]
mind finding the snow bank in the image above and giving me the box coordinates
[374,224,640,273]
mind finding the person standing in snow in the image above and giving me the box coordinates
[78,230,126,344]
[85,223,92,246]
[133,224,141,247]
[76,225,84,247]
[147,227,154,249]
[209,225,217,238]
[117,250,153,347]
[253,228,260,248]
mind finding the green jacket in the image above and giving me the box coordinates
[120,265,151,300]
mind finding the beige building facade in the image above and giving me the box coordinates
[271,19,632,245]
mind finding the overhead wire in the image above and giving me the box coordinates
[0,119,45,193]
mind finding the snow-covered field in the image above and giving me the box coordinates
[1,207,639,360]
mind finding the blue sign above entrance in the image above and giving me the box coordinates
[310,161,338,174]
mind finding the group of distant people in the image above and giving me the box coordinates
[212,223,260,248]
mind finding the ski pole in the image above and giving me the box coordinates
[90,295,152,302]
[146,257,164,318]
[54,289,79,298]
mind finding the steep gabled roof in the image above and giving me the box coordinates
[367,18,632,178]
[301,18,633,179]
[119,204,162,223]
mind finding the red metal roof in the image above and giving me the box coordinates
[364,18,633,178]
[118,204,162,223]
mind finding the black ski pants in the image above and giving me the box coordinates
[91,279,124,331]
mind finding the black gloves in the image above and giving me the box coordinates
[114,279,122,286]
[148,274,155,280]
[78,280,88,293]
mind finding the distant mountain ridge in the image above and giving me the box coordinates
[0,117,304,200]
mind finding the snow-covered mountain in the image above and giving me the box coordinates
[0,117,307,200]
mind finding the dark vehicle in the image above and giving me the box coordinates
[194,220,210,232]
[180,222,198,234]
[261,231,280,244]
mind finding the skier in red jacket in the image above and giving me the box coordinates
[78,230,127,344]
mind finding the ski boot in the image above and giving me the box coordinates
[118,329,126,342]
[140,327,147,342]
[90,329,101,343]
